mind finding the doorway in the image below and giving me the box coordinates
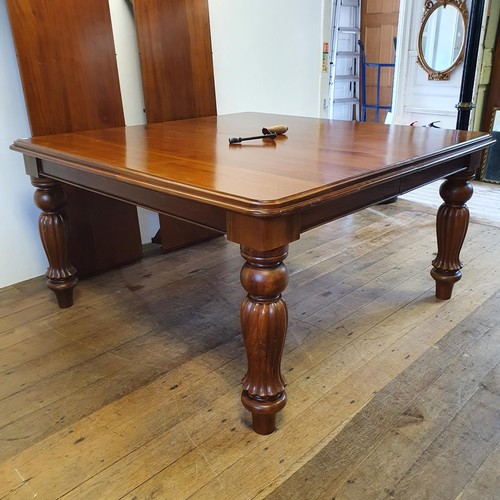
[360,0,400,123]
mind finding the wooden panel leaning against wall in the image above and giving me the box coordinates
[6,0,143,278]
[133,0,223,252]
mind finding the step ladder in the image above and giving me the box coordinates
[328,0,361,121]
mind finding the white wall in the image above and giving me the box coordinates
[208,0,324,117]
[0,0,324,288]
[0,1,47,287]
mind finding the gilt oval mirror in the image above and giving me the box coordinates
[417,0,468,80]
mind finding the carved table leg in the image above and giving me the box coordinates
[31,176,78,308]
[431,171,474,300]
[240,245,288,434]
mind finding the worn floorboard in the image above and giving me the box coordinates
[0,181,499,499]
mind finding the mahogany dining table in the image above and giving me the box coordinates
[11,112,494,434]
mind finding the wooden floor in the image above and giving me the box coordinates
[1,181,499,499]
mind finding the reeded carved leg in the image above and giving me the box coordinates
[240,245,288,434]
[431,171,474,300]
[31,176,78,308]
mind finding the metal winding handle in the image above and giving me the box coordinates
[229,133,277,144]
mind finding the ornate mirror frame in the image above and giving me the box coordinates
[417,0,468,81]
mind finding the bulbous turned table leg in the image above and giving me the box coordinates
[240,245,289,434]
[431,171,474,300]
[31,176,78,308]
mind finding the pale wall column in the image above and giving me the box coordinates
[0,1,47,288]
[208,0,324,118]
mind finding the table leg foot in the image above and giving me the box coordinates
[32,176,78,308]
[47,279,77,308]
[431,269,461,300]
[431,172,474,300]
[241,391,287,434]
[239,245,289,434]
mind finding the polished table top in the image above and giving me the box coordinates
[12,112,494,435]
[12,112,492,217]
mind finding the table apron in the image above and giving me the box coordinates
[24,150,479,237]
[300,154,476,232]
[26,157,227,232]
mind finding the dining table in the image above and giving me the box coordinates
[11,112,494,434]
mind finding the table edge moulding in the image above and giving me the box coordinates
[10,112,494,434]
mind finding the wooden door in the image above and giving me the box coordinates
[360,0,400,123]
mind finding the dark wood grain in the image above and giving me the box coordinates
[6,0,142,279]
[6,0,124,135]
[240,245,289,434]
[134,0,216,123]
[30,176,78,308]
[13,114,492,214]
[431,170,475,299]
[10,112,494,432]
[133,0,220,252]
